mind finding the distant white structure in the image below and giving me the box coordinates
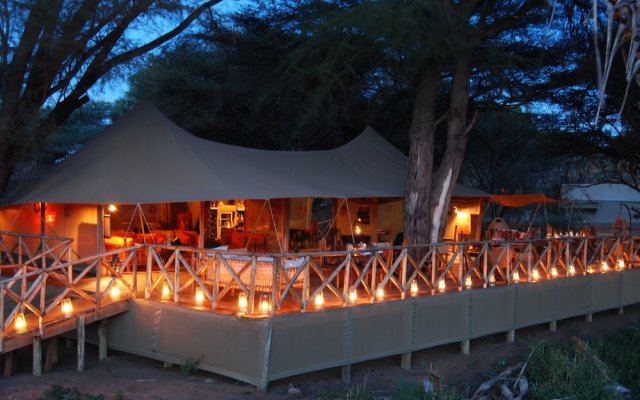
[563,183,640,233]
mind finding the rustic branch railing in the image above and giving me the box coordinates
[2,231,639,342]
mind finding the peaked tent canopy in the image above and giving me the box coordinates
[0,102,490,205]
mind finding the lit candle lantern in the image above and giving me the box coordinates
[61,298,73,316]
[617,259,625,271]
[349,289,358,304]
[110,285,121,301]
[438,279,446,293]
[238,292,248,313]
[314,292,325,308]
[195,287,205,305]
[259,294,271,315]
[587,265,594,274]
[512,270,520,283]
[410,280,418,297]
[375,287,385,300]
[532,269,539,282]
[161,282,171,300]
[464,276,472,289]
[601,261,609,273]
[14,312,27,333]
[550,267,558,278]
[569,264,576,276]
[489,274,496,286]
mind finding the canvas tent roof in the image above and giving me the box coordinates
[0,102,492,205]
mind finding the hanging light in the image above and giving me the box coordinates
[464,276,472,289]
[110,284,121,301]
[601,261,609,273]
[259,294,271,315]
[195,287,205,305]
[161,282,171,300]
[237,292,248,314]
[550,267,558,278]
[568,264,576,276]
[617,259,625,271]
[531,269,540,282]
[512,270,520,283]
[438,279,446,293]
[107,204,118,213]
[314,291,325,308]
[349,289,358,304]
[410,280,419,297]
[45,211,56,223]
[61,298,74,316]
[14,312,27,333]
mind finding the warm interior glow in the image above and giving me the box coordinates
[454,209,471,234]
[107,204,118,213]
[195,287,205,305]
[375,287,385,300]
[532,269,540,282]
[14,312,27,333]
[569,264,576,276]
[110,285,121,300]
[314,292,325,308]
[259,294,270,315]
[512,270,520,283]
[354,225,362,235]
[238,292,248,313]
[349,289,358,304]
[161,282,171,300]
[601,261,609,273]
[410,280,418,296]
[551,267,558,278]
[438,279,446,292]
[45,212,56,223]
[617,259,625,270]
[61,298,73,316]
[464,276,472,289]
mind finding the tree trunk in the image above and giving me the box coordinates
[403,66,442,246]
[404,55,473,247]
[0,137,11,193]
[428,57,472,243]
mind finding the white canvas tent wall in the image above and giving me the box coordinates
[563,183,640,231]
[0,102,407,205]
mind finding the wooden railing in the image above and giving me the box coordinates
[0,231,135,352]
[134,233,640,316]
[2,231,639,336]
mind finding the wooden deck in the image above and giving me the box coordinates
[2,230,640,386]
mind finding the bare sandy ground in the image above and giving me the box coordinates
[1,305,639,400]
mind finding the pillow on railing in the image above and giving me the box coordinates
[283,257,305,269]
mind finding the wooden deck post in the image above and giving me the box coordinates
[98,319,108,361]
[400,352,412,370]
[549,321,557,332]
[33,337,42,376]
[77,315,86,371]
[506,330,515,343]
[3,351,16,377]
[618,307,624,316]
[585,313,593,322]
[461,339,470,355]
[44,337,58,372]
[341,364,351,383]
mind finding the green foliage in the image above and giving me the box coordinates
[394,378,463,400]
[590,323,640,394]
[527,340,616,400]
[180,357,202,377]
[37,384,104,400]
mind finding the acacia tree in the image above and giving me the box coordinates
[0,0,222,192]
